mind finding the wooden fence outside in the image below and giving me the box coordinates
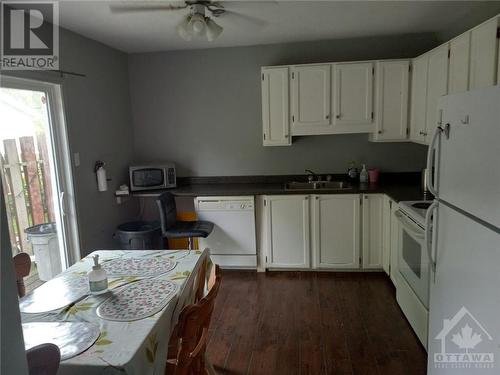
[1,135,55,255]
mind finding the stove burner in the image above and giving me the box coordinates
[412,202,431,209]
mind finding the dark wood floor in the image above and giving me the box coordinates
[207,271,427,375]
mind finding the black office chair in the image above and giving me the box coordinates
[156,192,214,250]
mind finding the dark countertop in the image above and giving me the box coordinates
[131,173,429,203]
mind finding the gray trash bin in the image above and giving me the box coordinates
[25,223,61,281]
[113,221,161,250]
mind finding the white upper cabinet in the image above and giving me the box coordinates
[448,32,471,94]
[333,62,374,131]
[264,195,310,269]
[311,194,360,269]
[261,67,291,146]
[371,60,410,142]
[362,194,384,269]
[291,64,331,134]
[410,54,429,144]
[425,44,449,143]
[469,17,499,90]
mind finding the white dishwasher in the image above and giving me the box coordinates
[195,196,256,269]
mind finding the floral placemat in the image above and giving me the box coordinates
[101,257,176,277]
[96,279,179,321]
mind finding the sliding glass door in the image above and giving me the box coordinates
[0,76,79,287]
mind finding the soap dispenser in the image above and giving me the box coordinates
[359,164,369,183]
[88,254,108,294]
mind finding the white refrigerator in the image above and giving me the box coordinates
[426,86,500,374]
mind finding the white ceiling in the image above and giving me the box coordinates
[56,1,500,53]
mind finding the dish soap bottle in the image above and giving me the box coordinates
[88,255,108,294]
[360,164,369,183]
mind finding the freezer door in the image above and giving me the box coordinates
[427,203,500,374]
[436,86,500,228]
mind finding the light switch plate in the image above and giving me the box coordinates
[73,152,80,167]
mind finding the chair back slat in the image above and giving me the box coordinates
[13,252,31,297]
[170,265,222,375]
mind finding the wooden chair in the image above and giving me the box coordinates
[166,264,222,375]
[13,252,31,297]
[26,343,61,375]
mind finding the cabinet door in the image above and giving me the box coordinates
[470,17,499,90]
[362,194,384,269]
[261,67,291,146]
[265,195,310,269]
[448,33,470,94]
[373,61,409,141]
[409,54,428,144]
[333,62,374,127]
[382,196,392,275]
[425,44,449,144]
[312,194,360,269]
[291,64,331,133]
[389,202,401,287]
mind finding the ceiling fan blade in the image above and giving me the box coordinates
[109,3,188,14]
[221,9,268,27]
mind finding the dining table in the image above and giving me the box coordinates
[20,248,209,375]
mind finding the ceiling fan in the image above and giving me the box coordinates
[109,1,268,42]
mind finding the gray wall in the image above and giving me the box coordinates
[128,33,436,177]
[1,27,138,256]
[58,29,138,255]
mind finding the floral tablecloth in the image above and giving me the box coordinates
[21,249,209,375]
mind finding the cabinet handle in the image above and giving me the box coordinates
[378,130,383,134]
[336,114,341,119]
[326,114,330,120]
[315,196,319,200]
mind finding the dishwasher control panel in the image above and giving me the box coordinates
[195,196,254,211]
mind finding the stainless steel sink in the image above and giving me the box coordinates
[284,181,351,191]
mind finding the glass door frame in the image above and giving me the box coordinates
[1,75,80,268]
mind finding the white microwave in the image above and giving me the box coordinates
[129,163,176,191]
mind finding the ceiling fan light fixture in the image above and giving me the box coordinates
[206,17,223,42]
[177,15,193,41]
[189,13,206,36]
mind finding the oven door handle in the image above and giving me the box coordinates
[425,201,439,274]
[395,210,425,239]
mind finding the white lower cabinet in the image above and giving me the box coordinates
[362,194,384,269]
[263,193,392,271]
[389,201,401,287]
[264,195,310,269]
[382,195,392,275]
[311,194,360,269]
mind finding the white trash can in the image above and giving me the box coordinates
[25,223,62,281]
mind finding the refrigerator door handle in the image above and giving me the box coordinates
[425,201,439,276]
[426,125,445,197]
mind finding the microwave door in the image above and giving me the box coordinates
[133,169,164,188]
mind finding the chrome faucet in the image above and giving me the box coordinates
[305,169,321,182]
